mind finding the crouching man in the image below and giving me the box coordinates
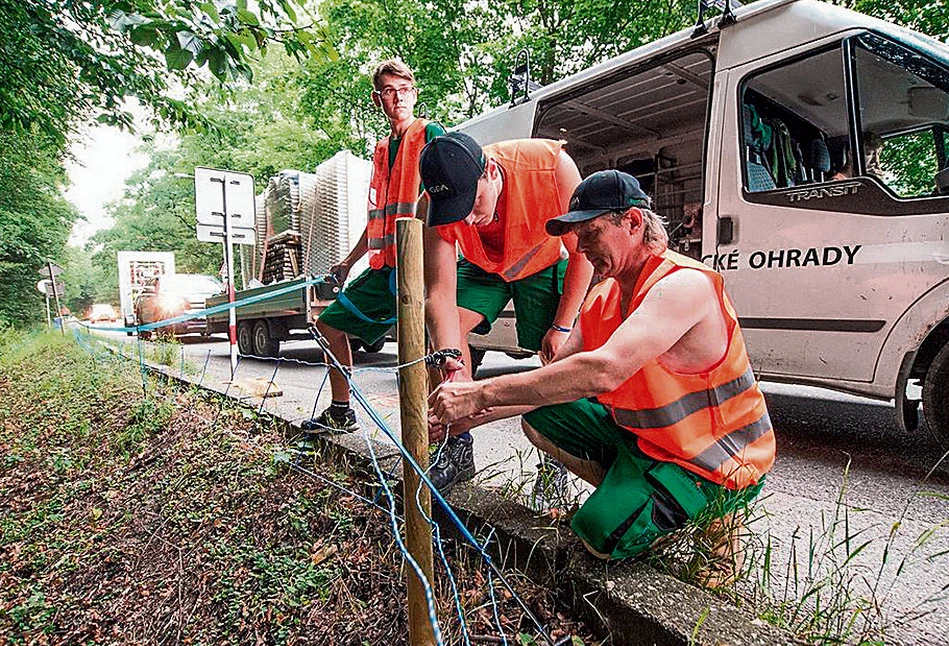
[431,170,775,563]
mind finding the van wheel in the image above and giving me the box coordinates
[237,321,253,356]
[252,320,280,358]
[923,343,949,449]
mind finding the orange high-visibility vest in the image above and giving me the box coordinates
[580,250,775,489]
[367,119,429,269]
[437,139,565,282]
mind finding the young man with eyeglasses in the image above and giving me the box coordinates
[305,59,445,434]
[418,133,594,496]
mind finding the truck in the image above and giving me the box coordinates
[454,0,949,445]
[117,251,175,333]
[206,151,375,357]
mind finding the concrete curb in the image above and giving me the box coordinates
[144,359,794,646]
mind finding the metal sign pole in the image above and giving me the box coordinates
[45,293,51,329]
[47,260,65,336]
[213,176,239,377]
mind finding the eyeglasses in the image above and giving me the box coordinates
[375,86,417,100]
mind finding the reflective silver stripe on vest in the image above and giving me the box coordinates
[369,233,397,249]
[612,365,757,430]
[501,241,546,281]
[689,411,773,473]
[369,208,385,221]
[384,202,417,217]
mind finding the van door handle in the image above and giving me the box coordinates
[718,217,734,245]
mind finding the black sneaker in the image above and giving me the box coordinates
[429,434,476,495]
[301,407,358,436]
[530,456,570,513]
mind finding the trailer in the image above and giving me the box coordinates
[206,151,372,356]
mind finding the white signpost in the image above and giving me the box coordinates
[38,261,65,335]
[36,278,64,330]
[194,167,256,376]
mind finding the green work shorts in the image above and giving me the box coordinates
[456,258,567,352]
[523,398,765,559]
[317,267,396,344]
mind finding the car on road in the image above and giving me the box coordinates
[88,303,117,323]
[134,273,223,340]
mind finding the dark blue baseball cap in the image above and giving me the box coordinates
[546,169,649,236]
[419,132,486,227]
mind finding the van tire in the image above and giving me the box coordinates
[252,320,280,358]
[923,342,949,449]
[237,321,254,356]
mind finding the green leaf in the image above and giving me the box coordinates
[129,25,161,48]
[199,2,220,22]
[164,43,194,70]
[176,30,203,56]
[236,8,260,26]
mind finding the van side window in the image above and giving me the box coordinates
[740,47,851,193]
[852,33,949,198]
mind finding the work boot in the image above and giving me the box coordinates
[694,512,746,589]
[429,434,476,495]
[530,456,571,513]
[301,406,358,436]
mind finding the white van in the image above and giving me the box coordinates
[460,0,949,445]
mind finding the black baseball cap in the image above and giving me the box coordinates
[419,132,486,227]
[546,169,649,236]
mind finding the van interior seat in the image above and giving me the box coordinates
[743,105,777,191]
[806,138,831,182]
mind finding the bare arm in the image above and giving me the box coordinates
[423,222,462,354]
[432,269,716,423]
[428,322,586,440]
[540,151,594,362]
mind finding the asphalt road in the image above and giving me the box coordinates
[85,326,949,644]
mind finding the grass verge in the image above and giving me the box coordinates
[0,330,595,645]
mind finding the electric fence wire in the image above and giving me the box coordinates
[418,432,473,646]
[309,326,557,646]
[483,528,511,646]
[360,420,446,646]
[77,315,556,645]
[77,327,393,517]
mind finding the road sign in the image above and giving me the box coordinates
[196,223,257,245]
[36,279,64,296]
[38,262,63,279]
[194,167,255,226]
[193,167,257,376]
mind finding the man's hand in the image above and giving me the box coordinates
[330,261,351,285]
[539,327,569,365]
[431,379,488,425]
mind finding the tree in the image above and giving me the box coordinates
[0,0,335,148]
[0,131,80,326]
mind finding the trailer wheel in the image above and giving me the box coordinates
[252,320,280,358]
[237,321,254,356]
[923,342,949,449]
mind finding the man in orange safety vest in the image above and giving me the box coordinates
[430,169,775,572]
